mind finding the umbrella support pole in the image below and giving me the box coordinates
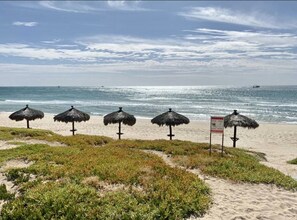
[167,125,175,140]
[70,121,77,136]
[117,122,123,140]
[230,125,239,147]
[26,119,30,129]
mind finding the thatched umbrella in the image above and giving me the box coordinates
[224,110,259,147]
[9,105,44,129]
[54,106,90,135]
[103,107,136,140]
[151,108,190,140]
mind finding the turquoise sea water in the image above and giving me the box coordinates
[0,86,296,123]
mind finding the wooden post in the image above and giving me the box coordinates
[26,119,30,129]
[233,125,237,147]
[117,122,123,140]
[167,125,175,140]
[70,121,76,136]
[118,122,121,140]
[221,132,224,156]
[231,110,239,148]
[209,131,212,155]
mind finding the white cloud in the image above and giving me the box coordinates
[37,1,147,13]
[1,29,297,84]
[38,1,101,13]
[12,21,38,27]
[179,7,296,29]
[0,43,123,61]
[41,39,61,44]
[1,56,297,86]
[1,29,297,64]
[78,32,297,61]
[107,0,126,8]
[187,29,297,50]
[106,0,148,11]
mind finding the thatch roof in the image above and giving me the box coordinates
[224,110,259,129]
[54,106,90,123]
[104,107,136,126]
[151,108,190,126]
[9,105,44,121]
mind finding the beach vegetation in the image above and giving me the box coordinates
[5,168,30,184]
[0,127,297,219]
[108,139,297,190]
[0,127,210,219]
[288,158,297,165]
[0,184,14,200]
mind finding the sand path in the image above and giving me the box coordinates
[145,150,297,220]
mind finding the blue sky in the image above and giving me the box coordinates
[1,1,297,86]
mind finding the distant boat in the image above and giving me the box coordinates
[252,85,260,88]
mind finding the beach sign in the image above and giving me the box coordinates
[210,116,224,133]
[209,116,224,156]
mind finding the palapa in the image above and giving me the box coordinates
[103,107,136,140]
[224,110,259,147]
[9,105,44,129]
[151,108,190,140]
[54,106,90,135]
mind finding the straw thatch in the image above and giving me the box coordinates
[224,110,259,129]
[54,106,90,135]
[104,107,136,140]
[151,108,190,126]
[224,110,259,147]
[103,107,136,126]
[54,106,90,123]
[151,108,190,140]
[9,105,44,121]
[9,105,44,128]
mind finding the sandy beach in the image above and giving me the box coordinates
[1,111,297,219]
[1,112,296,177]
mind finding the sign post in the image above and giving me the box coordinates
[209,116,224,156]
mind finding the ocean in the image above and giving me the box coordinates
[0,86,296,124]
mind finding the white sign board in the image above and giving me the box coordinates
[210,116,224,133]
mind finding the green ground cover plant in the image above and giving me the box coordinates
[288,158,297,164]
[0,184,14,200]
[0,127,296,219]
[5,168,30,184]
[108,139,297,190]
[0,127,209,219]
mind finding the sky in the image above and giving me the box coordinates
[1,0,297,86]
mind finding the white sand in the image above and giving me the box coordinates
[146,150,297,220]
[1,112,297,218]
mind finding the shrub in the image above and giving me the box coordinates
[288,158,297,164]
[5,169,30,184]
[1,183,99,219]
[0,184,14,200]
